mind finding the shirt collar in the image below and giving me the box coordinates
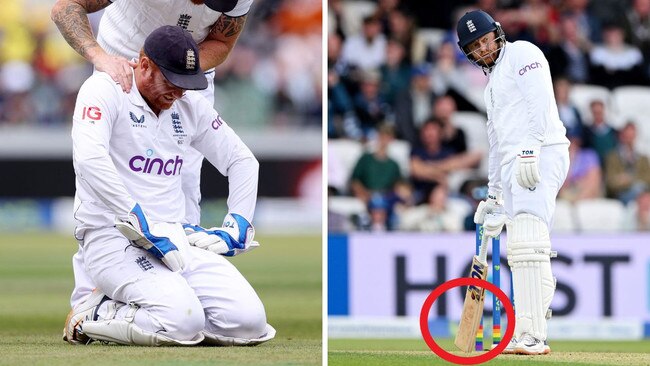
[126,64,156,114]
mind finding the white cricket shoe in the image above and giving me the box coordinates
[514,333,551,355]
[499,337,518,354]
[63,289,109,345]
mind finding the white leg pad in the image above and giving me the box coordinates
[202,324,277,346]
[507,213,555,341]
[82,302,204,346]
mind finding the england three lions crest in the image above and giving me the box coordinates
[171,111,187,144]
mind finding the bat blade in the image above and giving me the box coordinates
[454,255,489,352]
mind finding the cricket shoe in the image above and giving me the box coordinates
[64,289,110,345]
[514,333,551,355]
[499,337,518,354]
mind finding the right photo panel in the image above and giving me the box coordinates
[328,0,650,364]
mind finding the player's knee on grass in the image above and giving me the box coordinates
[205,295,268,339]
[154,294,206,341]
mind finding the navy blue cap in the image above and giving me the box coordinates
[204,0,238,13]
[144,25,207,90]
[457,10,499,50]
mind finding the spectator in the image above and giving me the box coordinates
[561,0,602,43]
[629,189,650,231]
[386,7,428,65]
[409,118,461,204]
[605,122,650,204]
[589,22,647,88]
[433,96,467,154]
[553,76,586,139]
[353,69,391,140]
[410,116,483,201]
[559,131,603,202]
[341,15,387,71]
[399,184,462,232]
[584,99,618,167]
[349,124,403,230]
[328,65,360,139]
[623,0,650,69]
[379,38,412,106]
[430,41,486,112]
[393,64,438,145]
[546,15,592,83]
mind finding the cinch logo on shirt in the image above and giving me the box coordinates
[129,151,183,176]
[518,61,542,75]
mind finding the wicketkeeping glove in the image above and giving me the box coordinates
[474,190,504,225]
[515,147,541,189]
[183,213,259,257]
[115,203,185,272]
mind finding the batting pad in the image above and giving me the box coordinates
[83,302,204,346]
[507,213,555,341]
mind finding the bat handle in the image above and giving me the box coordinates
[478,233,489,264]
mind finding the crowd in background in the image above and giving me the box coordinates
[0,0,321,129]
[328,0,650,232]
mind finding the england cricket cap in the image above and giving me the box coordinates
[144,25,208,90]
[204,0,238,13]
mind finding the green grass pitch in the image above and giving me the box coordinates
[329,338,650,365]
[0,232,321,366]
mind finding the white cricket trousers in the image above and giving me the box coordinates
[78,222,269,342]
[501,144,570,226]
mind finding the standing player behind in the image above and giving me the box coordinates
[51,0,251,309]
[64,25,275,346]
[456,10,569,355]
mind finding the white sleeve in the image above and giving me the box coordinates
[72,76,136,216]
[191,107,258,221]
[486,118,501,194]
[512,42,553,147]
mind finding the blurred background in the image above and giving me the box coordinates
[0,0,322,233]
[327,0,650,354]
[0,0,322,363]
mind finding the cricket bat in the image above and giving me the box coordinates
[454,234,489,353]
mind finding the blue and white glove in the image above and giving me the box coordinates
[515,147,542,189]
[115,203,185,272]
[183,213,259,257]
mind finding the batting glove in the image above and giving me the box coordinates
[183,213,259,257]
[115,203,185,272]
[474,190,504,225]
[483,212,508,238]
[515,147,541,189]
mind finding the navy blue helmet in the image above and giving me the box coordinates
[456,10,505,69]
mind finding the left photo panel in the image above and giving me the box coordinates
[0,0,322,364]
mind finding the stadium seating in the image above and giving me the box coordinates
[610,86,650,129]
[574,198,625,232]
[568,84,611,125]
[328,139,364,194]
[417,28,447,52]
[552,199,577,233]
[339,1,377,36]
[328,196,367,218]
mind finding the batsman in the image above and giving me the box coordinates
[456,10,570,355]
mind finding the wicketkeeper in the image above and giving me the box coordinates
[456,10,570,355]
[64,25,275,346]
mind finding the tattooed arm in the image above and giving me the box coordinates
[51,0,137,92]
[199,14,248,70]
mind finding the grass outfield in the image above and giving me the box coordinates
[0,232,321,366]
[329,339,650,365]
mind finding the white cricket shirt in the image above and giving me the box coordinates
[97,0,253,60]
[484,40,569,192]
[72,72,258,239]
